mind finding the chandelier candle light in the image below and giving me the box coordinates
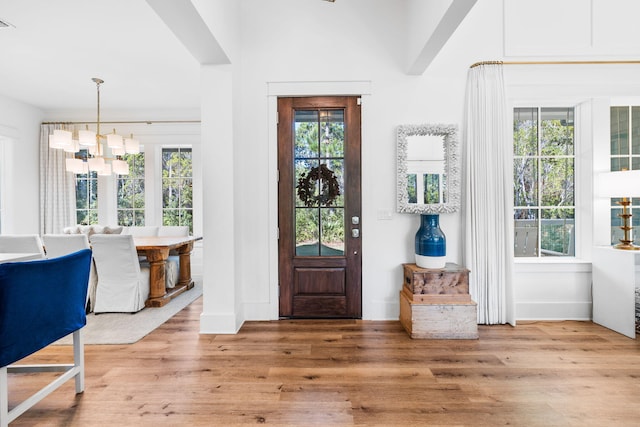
[48,78,139,175]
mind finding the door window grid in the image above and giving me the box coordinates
[294,109,345,256]
[513,107,576,257]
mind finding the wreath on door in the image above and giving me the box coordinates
[297,163,341,207]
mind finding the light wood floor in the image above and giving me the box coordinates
[7,297,640,426]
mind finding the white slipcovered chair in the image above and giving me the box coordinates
[43,234,98,312]
[122,226,159,237]
[121,226,158,265]
[43,234,90,258]
[157,226,189,237]
[0,234,45,259]
[89,234,151,314]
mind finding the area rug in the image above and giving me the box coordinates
[54,280,202,345]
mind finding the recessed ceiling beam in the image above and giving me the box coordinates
[407,0,477,75]
[146,0,230,65]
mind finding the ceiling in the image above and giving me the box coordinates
[0,0,201,114]
[0,1,475,116]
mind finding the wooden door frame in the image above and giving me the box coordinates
[277,96,362,318]
[265,81,371,320]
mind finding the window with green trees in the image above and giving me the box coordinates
[513,107,575,257]
[75,149,98,225]
[610,106,640,245]
[294,109,345,256]
[117,153,145,226]
[162,148,193,233]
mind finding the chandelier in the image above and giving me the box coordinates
[48,78,139,175]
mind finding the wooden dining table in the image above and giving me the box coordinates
[133,235,202,308]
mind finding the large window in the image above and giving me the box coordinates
[117,153,145,226]
[75,150,98,225]
[513,107,575,257]
[73,145,194,230]
[610,106,640,245]
[162,148,193,232]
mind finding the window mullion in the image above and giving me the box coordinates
[537,107,542,256]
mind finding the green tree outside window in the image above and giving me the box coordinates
[162,148,193,233]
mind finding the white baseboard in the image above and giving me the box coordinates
[199,312,244,334]
[363,298,401,320]
[365,300,592,322]
[516,301,592,321]
[211,301,592,325]
[243,302,277,320]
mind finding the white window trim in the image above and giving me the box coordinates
[0,126,17,233]
[83,143,196,228]
[510,98,593,265]
[115,152,146,227]
[159,146,194,228]
[606,102,640,246]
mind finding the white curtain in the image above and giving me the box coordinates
[39,123,76,234]
[462,63,515,325]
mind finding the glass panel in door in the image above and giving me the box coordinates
[294,109,345,256]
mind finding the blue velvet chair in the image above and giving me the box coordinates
[0,249,92,427]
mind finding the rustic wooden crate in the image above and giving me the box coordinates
[401,286,472,304]
[399,291,478,339]
[403,263,469,297]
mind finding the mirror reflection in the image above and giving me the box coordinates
[406,135,446,204]
[397,124,460,214]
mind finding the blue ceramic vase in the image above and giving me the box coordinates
[414,214,446,269]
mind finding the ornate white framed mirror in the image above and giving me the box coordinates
[396,124,460,214]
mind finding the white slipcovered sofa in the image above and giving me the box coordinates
[63,225,124,236]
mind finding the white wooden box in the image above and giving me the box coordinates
[399,291,478,339]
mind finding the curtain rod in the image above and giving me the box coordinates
[470,59,640,68]
[42,120,200,125]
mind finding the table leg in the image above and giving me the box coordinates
[143,247,170,307]
[177,241,194,289]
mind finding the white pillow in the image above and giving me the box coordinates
[103,225,124,234]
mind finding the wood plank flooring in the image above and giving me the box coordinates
[7,297,640,426]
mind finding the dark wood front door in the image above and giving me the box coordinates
[278,96,362,318]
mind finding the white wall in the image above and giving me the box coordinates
[502,0,640,320]
[7,0,640,329]
[206,0,640,327]
[223,0,504,324]
[0,94,44,234]
[406,0,455,69]
[200,64,243,333]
